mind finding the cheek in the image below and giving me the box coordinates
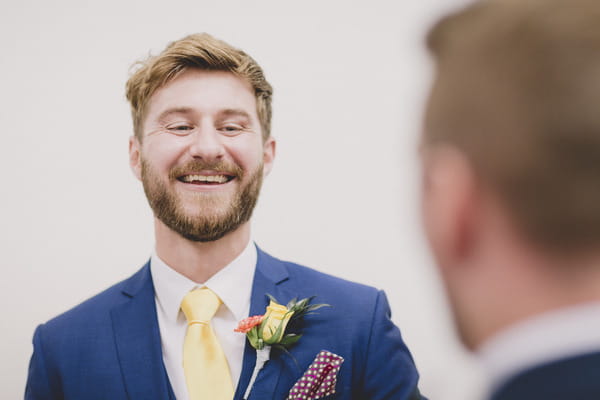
[227,139,265,168]
[421,184,449,268]
[143,137,187,169]
[422,198,440,253]
[420,174,437,246]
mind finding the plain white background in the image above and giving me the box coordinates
[1,0,486,398]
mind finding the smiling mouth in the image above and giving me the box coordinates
[177,174,236,185]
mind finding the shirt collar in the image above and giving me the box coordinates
[477,301,600,393]
[150,240,257,323]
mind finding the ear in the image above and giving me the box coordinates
[262,136,276,177]
[129,136,142,181]
[421,145,479,271]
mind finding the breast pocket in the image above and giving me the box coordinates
[315,385,349,400]
[281,385,348,400]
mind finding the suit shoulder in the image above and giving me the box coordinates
[268,255,383,310]
[40,264,149,332]
[493,351,600,400]
[286,260,378,292]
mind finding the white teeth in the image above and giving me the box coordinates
[182,174,229,183]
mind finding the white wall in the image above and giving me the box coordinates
[0,0,485,398]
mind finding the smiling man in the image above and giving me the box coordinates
[25,33,423,400]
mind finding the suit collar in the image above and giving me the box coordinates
[115,248,292,400]
[111,263,175,400]
[234,246,295,399]
[150,240,257,324]
[479,301,600,394]
[491,351,600,400]
[120,261,152,297]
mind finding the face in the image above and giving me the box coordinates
[129,69,275,242]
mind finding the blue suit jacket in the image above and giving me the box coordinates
[491,352,600,400]
[26,248,422,399]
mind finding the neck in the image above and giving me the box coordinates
[154,218,251,283]
[460,248,600,350]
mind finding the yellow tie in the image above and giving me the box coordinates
[181,287,234,400]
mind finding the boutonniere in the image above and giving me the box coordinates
[234,295,329,400]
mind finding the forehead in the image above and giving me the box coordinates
[144,69,258,121]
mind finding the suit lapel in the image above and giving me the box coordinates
[110,263,174,400]
[234,247,295,399]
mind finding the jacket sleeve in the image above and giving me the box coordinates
[358,290,424,399]
[25,324,58,400]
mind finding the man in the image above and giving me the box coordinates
[26,33,422,399]
[420,0,600,399]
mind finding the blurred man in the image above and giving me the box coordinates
[420,0,600,398]
[26,33,423,399]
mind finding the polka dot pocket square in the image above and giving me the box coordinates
[287,350,344,400]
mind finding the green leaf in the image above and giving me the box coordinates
[257,315,270,338]
[247,328,257,341]
[273,344,300,370]
[266,293,278,304]
[289,298,331,322]
[279,333,302,347]
[263,316,287,345]
[247,329,260,349]
[286,297,298,309]
[295,297,311,309]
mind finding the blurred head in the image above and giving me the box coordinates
[421,0,600,347]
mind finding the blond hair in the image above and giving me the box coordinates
[126,33,273,140]
[424,0,600,251]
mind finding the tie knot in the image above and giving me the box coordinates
[181,287,221,324]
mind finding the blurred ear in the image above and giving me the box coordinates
[129,136,142,181]
[262,137,276,177]
[421,145,478,271]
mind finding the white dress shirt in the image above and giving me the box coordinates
[150,241,257,400]
[477,302,600,396]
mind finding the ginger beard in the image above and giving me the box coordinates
[140,158,264,242]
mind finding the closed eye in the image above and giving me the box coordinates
[219,124,245,135]
[166,123,194,135]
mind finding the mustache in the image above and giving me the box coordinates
[168,160,244,180]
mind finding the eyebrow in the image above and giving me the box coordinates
[156,107,194,122]
[218,109,252,120]
[156,107,252,122]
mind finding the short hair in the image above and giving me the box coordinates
[424,0,600,251]
[126,33,273,141]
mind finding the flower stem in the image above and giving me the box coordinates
[243,346,271,400]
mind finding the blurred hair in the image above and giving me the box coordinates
[424,0,600,251]
[126,33,273,141]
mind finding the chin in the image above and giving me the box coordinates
[180,198,232,213]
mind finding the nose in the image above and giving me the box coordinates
[187,125,225,161]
